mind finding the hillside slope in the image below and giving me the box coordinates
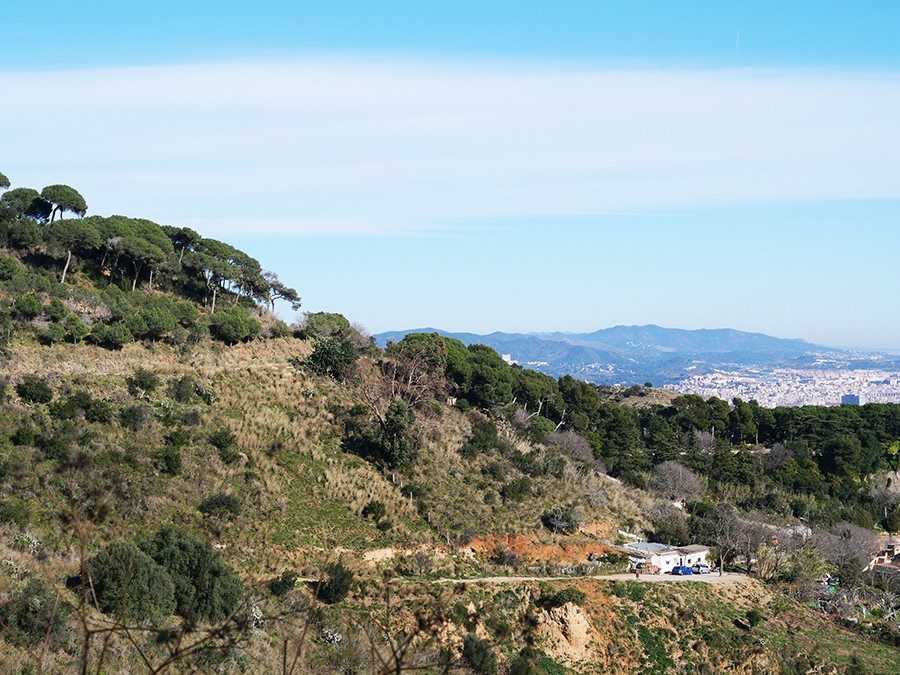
[2,337,899,673]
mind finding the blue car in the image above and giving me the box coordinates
[671,565,693,575]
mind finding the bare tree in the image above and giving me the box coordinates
[870,486,899,525]
[708,504,740,576]
[646,503,690,546]
[814,522,880,579]
[692,429,715,454]
[736,518,770,576]
[349,322,373,351]
[763,442,793,471]
[650,461,702,502]
[547,430,605,474]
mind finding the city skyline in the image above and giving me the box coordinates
[3,3,900,350]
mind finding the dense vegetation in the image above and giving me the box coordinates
[0,171,898,673]
[0,174,299,351]
[332,328,900,534]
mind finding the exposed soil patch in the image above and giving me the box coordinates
[465,533,613,566]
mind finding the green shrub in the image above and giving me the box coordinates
[268,570,298,597]
[40,322,67,345]
[541,586,587,609]
[166,428,190,448]
[8,220,43,250]
[208,428,238,463]
[140,305,177,340]
[381,399,420,470]
[159,445,182,475]
[91,321,133,349]
[46,297,68,322]
[267,319,291,338]
[483,461,506,482]
[120,403,148,431]
[0,579,72,648]
[49,396,79,420]
[125,312,148,339]
[295,311,351,340]
[0,499,30,528]
[85,397,114,423]
[88,541,176,624]
[49,391,113,423]
[11,425,35,446]
[362,500,387,522]
[303,336,358,380]
[107,322,135,348]
[611,581,647,602]
[172,301,199,327]
[501,477,532,502]
[528,416,556,443]
[746,608,764,628]
[141,525,243,623]
[209,306,261,344]
[317,562,354,604]
[16,374,53,404]
[188,320,209,343]
[14,293,43,320]
[169,375,195,403]
[462,633,497,675]
[460,418,498,458]
[127,367,160,396]
[0,255,20,281]
[38,432,71,462]
[198,493,241,518]
[64,315,90,343]
[540,505,580,534]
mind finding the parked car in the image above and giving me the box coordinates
[691,563,711,574]
[671,565,693,575]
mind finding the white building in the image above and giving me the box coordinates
[621,542,710,573]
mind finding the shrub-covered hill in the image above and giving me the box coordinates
[0,336,651,565]
[2,338,899,673]
[2,173,900,672]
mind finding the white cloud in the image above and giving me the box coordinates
[4,59,900,235]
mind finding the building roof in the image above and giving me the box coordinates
[622,542,679,557]
[620,542,710,559]
[676,545,710,554]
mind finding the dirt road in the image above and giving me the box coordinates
[433,571,749,585]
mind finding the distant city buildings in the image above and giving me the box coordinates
[665,367,900,408]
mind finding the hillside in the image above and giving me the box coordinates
[2,340,899,673]
[1,174,900,673]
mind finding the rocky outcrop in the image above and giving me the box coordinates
[535,601,595,663]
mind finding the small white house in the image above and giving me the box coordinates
[677,544,710,568]
[622,542,710,573]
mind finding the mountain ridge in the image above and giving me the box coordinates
[374,324,876,386]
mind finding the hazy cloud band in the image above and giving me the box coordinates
[4,59,900,235]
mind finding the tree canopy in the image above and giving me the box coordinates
[41,184,88,220]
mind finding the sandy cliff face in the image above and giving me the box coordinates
[536,601,596,664]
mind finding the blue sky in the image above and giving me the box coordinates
[3,2,900,349]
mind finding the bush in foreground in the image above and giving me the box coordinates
[88,542,176,624]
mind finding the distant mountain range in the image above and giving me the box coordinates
[373,325,899,386]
